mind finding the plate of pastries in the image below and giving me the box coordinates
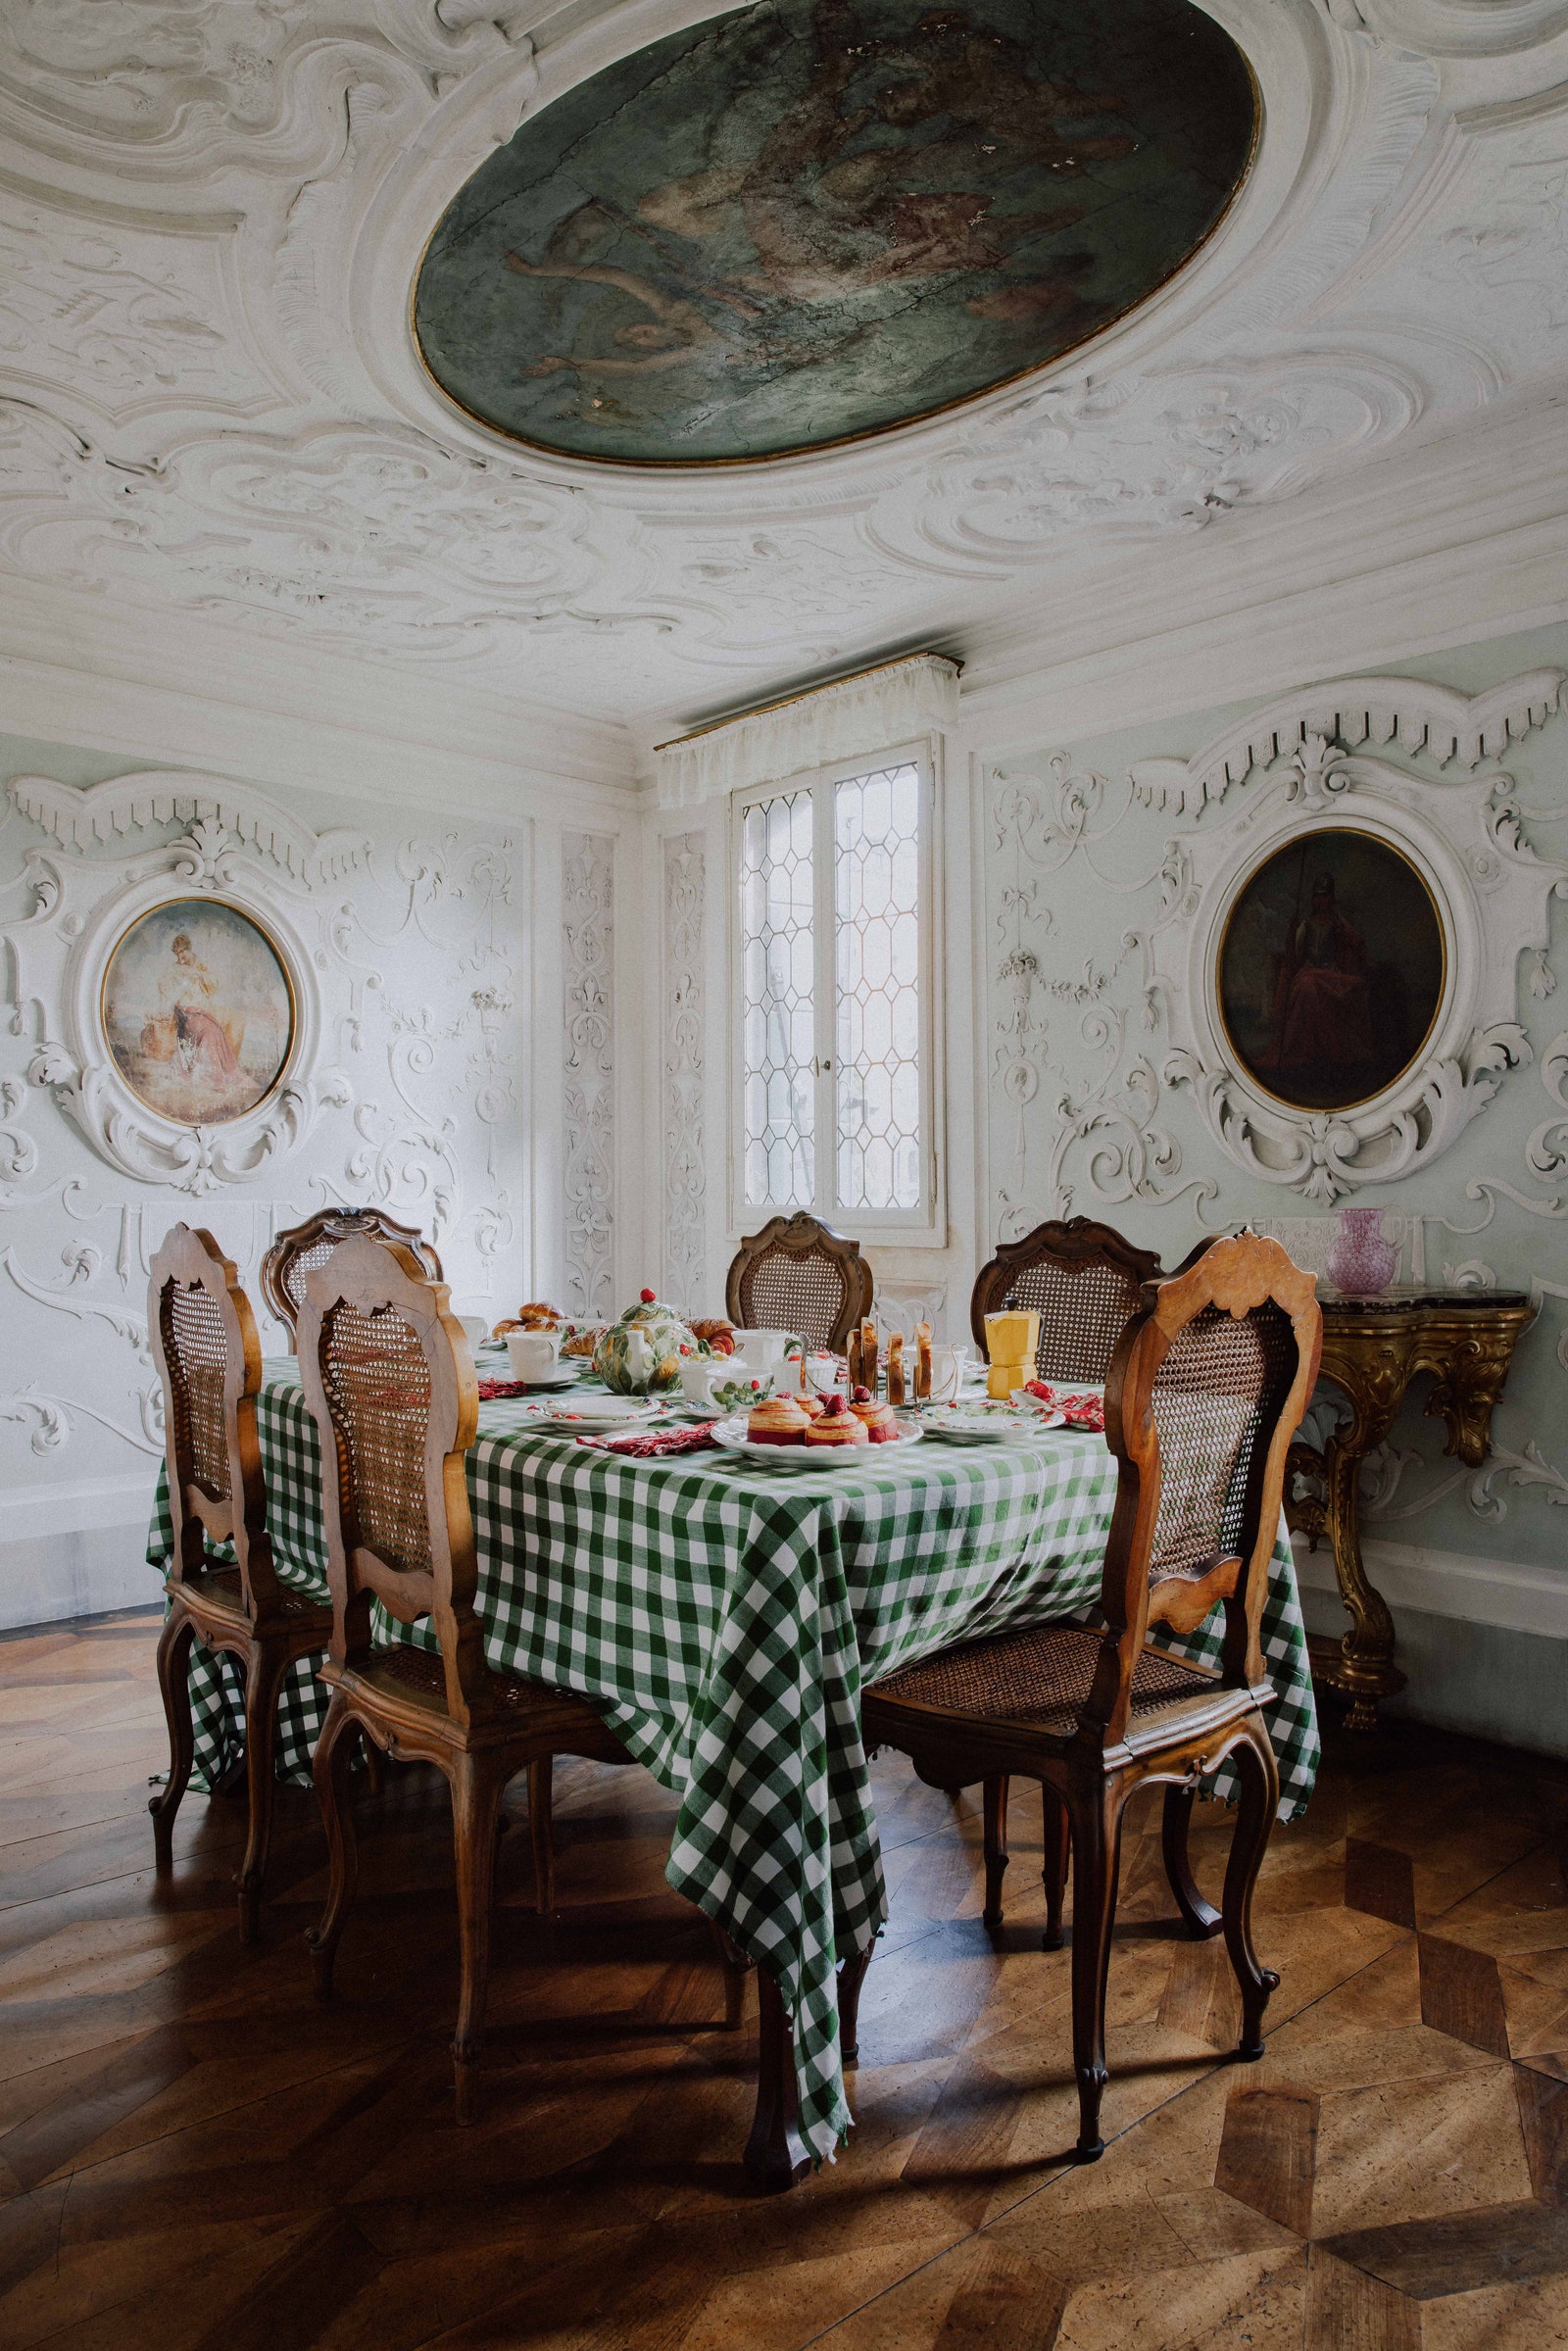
[710,1384,922,1469]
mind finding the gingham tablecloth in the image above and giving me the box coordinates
[147,1364,1319,2166]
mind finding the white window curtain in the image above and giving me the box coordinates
[655,652,960,809]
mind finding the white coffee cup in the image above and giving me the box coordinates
[732,1328,806,1376]
[456,1313,491,1352]
[927,1344,967,1404]
[507,1328,562,1382]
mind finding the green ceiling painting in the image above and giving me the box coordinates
[414,0,1256,467]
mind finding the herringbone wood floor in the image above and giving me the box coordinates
[2,1609,1567,2349]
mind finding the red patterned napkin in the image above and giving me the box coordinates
[576,1422,720,1457]
[1022,1380,1106,1433]
[477,1377,537,1399]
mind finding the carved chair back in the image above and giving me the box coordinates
[262,1208,443,1349]
[148,1222,278,1621]
[970,1216,1163,1385]
[295,1232,493,1729]
[1085,1233,1322,1746]
[725,1211,874,1353]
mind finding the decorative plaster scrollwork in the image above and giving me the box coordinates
[662,834,706,1313]
[1129,669,1564,817]
[1,769,362,1192]
[1152,748,1568,1200]
[562,832,615,1319]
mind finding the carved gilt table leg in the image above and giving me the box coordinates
[1315,1315,1419,1734]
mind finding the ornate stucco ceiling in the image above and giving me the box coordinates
[0,0,1566,743]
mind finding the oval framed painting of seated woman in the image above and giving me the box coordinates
[1216,831,1446,1115]
[101,899,296,1128]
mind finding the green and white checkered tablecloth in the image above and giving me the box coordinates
[148,1363,1318,2167]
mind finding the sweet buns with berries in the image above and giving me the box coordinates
[804,1396,868,1447]
[747,1395,811,1446]
[848,1385,901,1444]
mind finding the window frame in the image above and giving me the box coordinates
[726,735,945,1246]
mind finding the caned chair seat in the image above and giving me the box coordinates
[869,1625,1219,1741]
[330,1642,622,1751]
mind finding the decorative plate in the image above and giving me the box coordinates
[921,1401,1066,1444]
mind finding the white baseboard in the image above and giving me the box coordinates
[1293,1530,1568,1640]
[0,1475,157,1630]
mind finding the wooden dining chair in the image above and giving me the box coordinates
[725,1211,874,1353]
[860,1232,1322,2160]
[261,1206,442,1349]
[296,1231,643,2121]
[147,1223,334,1939]
[969,1215,1164,1942]
[970,1214,1163,1384]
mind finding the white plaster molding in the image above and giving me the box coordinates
[662,832,706,1311]
[1152,745,1568,1200]
[11,769,370,882]
[1320,0,1568,57]
[1293,1530,1568,1638]
[1129,667,1566,815]
[562,830,615,1318]
[2,769,362,1192]
[1,0,1563,725]
[654,656,960,808]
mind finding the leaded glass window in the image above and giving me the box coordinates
[734,752,934,1230]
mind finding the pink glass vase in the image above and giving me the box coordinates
[1325,1205,1397,1296]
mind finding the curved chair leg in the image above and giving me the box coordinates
[1162,1784,1222,1941]
[450,1749,508,2125]
[982,1775,1009,1928]
[1221,1719,1281,2060]
[527,1756,555,1917]
[149,1606,197,1871]
[360,1733,384,1799]
[1067,1775,1127,2162]
[1042,1783,1071,1951]
[838,1940,874,2064]
[305,1690,363,2002]
[236,1639,289,1942]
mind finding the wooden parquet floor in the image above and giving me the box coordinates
[2,1612,1567,2350]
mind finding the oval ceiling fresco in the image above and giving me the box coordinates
[415,0,1257,467]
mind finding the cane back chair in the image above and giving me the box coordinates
[298,1232,647,2121]
[860,1233,1321,2160]
[725,1211,874,1354]
[970,1215,1163,1385]
[968,1216,1164,1931]
[261,1206,443,1349]
[147,1223,334,1938]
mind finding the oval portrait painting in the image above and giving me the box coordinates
[1217,832,1446,1114]
[102,900,295,1127]
[415,0,1257,465]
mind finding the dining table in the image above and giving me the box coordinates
[147,1359,1320,2182]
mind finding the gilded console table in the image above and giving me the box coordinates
[1288,1290,1536,1731]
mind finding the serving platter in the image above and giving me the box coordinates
[708,1414,922,1471]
